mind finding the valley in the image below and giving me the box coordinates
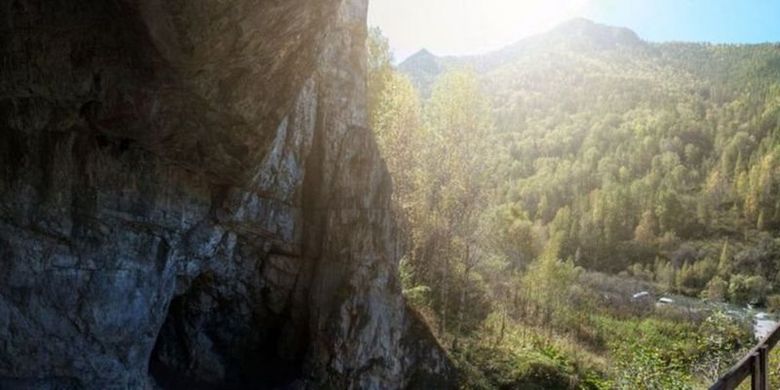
[369,18,780,388]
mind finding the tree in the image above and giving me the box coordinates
[521,232,580,326]
[717,240,732,278]
[654,258,676,291]
[655,190,684,235]
[705,276,728,302]
[372,72,424,199]
[634,210,658,244]
[488,205,539,269]
[729,274,769,305]
[367,27,394,128]
[372,66,496,337]
[422,69,495,336]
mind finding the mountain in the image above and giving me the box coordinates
[367,16,780,389]
[398,49,444,97]
[400,18,648,96]
[399,18,780,274]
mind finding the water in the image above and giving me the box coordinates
[754,312,778,340]
[652,293,778,340]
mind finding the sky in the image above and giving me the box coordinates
[368,0,780,62]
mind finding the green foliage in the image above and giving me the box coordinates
[614,341,693,389]
[653,258,676,291]
[704,276,728,302]
[717,241,733,277]
[369,25,775,389]
[603,311,750,389]
[367,27,394,128]
[693,312,753,383]
[399,257,432,307]
[728,274,769,305]
[767,294,780,312]
[399,26,780,292]
[676,257,717,293]
[521,233,582,328]
[453,311,610,390]
[369,29,497,337]
[634,210,658,244]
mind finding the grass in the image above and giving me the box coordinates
[422,272,754,389]
[452,316,610,389]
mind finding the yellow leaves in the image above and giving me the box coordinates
[427,69,493,140]
[705,169,724,194]
[734,149,779,223]
[634,210,658,244]
[522,231,580,312]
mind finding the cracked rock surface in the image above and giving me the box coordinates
[0,0,453,388]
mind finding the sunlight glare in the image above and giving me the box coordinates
[368,0,591,60]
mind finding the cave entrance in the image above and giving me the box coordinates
[148,273,308,389]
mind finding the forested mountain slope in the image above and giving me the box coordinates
[400,18,780,298]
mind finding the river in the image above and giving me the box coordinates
[652,293,778,340]
[753,311,777,340]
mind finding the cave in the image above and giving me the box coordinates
[148,274,305,389]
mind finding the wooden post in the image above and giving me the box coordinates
[758,345,769,390]
[752,352,760,390]
[710,322,780,390]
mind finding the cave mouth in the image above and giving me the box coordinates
[148,274,308,389]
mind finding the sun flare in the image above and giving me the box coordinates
[369,0,590,59]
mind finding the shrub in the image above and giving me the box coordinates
[704,276,728,302]
[766,294,780,312]
[728,274,769,305]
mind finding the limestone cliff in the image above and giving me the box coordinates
[0,0,452,388]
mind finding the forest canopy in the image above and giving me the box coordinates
[368,19,780,388]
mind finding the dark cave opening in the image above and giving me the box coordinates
[148,273,309,389]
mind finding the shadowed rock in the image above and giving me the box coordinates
[0,0,452,388]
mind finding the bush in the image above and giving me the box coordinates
[728,274,769,305]
[694,311,752,382]
[767,294,780,312]
[704,276,728,302]
[613,342,693,389]
[454,344,575,390]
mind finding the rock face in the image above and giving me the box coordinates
[0,0,452,388]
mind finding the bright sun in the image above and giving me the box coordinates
[368,0,591,60]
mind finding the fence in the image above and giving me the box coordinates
[710,323,780,390]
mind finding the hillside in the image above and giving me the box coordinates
[399,18,780,280]
[369,18,780,388]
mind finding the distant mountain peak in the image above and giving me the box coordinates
[547,17,643,48]
[398,48,444,98]
[405,48,436,62]
[398,19,647,97]
[554,17,598,30]
[400,48,440,69]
